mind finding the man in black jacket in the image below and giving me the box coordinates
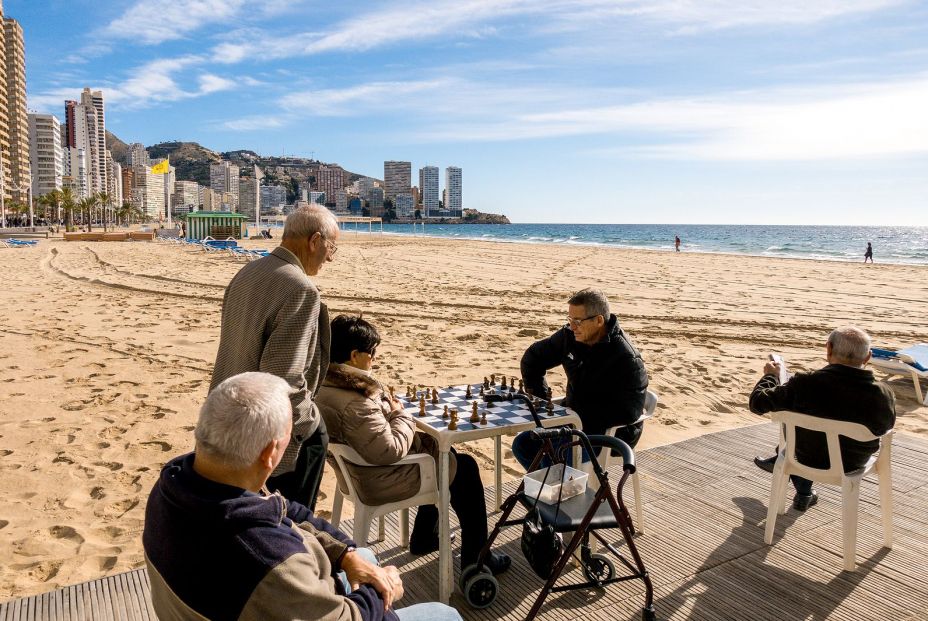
[750,326,895,511]
[512,288,649,469]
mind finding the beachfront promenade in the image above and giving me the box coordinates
[2,423,925,621]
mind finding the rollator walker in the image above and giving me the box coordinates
[461,393,656,621]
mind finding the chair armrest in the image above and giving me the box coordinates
[587,435,635,473]
[394,452,438,496]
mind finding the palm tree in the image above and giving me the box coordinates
[77,196,97,232]
[59,188,76,231]
[97,191,111,232]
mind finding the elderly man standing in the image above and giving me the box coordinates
[750,326,896,511]
[512,288,649,469]
[211,205,338,510]
[144,372,461,621]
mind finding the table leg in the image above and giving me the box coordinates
[494,435,502,511]
[438,449,452,603]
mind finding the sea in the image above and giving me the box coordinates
[357,223,928,266]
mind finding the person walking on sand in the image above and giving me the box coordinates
[675,236,681,252]
[864,242,873,263]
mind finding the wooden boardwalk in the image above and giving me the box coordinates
[2,423,926,620]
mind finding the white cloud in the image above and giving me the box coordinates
[104,0,247,45]
[221,115,288,131]
[414,75,928,161]
[210,0,905,64]
[198,74,236,95]
[279,81,450,116]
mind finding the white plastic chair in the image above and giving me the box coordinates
[587,389,657,534]
[328,443,439,547]
[764,410,894,571]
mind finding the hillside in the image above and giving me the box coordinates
[147,141,223,186]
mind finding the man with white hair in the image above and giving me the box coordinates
[143,372,462,621]
[211,205,339,510]
[750,326,896,511]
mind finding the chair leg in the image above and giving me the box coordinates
[765,469,788,544]
[632,471,645,534]
[331,489,344,529]
[841,478,861,571]
[354,506,373,546]
[399,508,410,548]
[378,516,386,542]
[879,463,894,549]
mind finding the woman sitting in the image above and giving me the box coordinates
[317,315,510,574]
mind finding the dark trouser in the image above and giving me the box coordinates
[412,451,488,568]
[791,475,813,495]
[267,423,328,511]
[511,422,644,471]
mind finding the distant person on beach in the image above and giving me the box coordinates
[143,372,461,621]
[211,205,339,511]
[864,242,873,263]
[316,315,511,575]
[749,327,895,511]
[675,236,681,252]
[512,288,649,469]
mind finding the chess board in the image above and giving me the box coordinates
[398,383,573,433]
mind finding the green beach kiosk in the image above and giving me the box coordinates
[186,211,248,242]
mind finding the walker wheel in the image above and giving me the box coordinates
[583,553,615,584]
[642,605,657,621]
[459,563,490,593]
[463,571,499,609]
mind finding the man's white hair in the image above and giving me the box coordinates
[827,326,871,366]
[282,205,338,241]
[195,372,292,468]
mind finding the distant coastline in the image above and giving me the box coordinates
[369,222,928,266]
[390,209,510,225]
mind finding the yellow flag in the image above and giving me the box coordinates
[151,159,170,174]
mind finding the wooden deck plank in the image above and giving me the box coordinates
[1,424,926,621]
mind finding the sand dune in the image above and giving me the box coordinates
[1,233,925,600]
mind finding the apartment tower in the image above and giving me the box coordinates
[0,2,29,204]
[383,160,411,201]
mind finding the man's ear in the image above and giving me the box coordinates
[257,439,278,470]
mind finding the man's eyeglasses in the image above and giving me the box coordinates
[566,315,598,327]
[320,235,338,255]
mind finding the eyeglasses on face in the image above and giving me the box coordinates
[318,234,338,255]
[566,315,598,327]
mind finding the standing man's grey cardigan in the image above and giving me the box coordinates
[211,246,331,475]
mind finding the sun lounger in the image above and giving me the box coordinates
[870,345,928,405]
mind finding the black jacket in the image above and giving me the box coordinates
[521,314,648,436]
[749,364,895,471]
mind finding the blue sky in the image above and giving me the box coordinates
[15,0,928,225]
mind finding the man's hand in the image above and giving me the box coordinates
[341,550,404,610]
[763,361,783,377]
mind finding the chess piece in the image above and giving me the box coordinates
[480,411,487,425]
[443,405,449,419]
[510,377,516,390]
[465,384,472,399]
[518,379,524,394]
[419,395,426,417]
[432,389,438,405]
[448,410,458,431]
[501,376,507,390]
[547,398,555,416]
[490,374,496,386]
[479,385,485,396]
[470,401,479,423]
[483,376,490,390]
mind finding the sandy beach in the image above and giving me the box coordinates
[1,232,926,602]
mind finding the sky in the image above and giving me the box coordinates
[14,0,928,225]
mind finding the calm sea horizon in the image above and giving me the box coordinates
[342,223,928,266]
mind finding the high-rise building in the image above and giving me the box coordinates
[0,6,29,204]
[106,155,122,205]
[210,161,239,210]
[395,193,414,219]
[335,188,348,213]
[81,88,106,194]
[62,147,88,198]
[419,165,439,217]
[132,164,164,219]
[383,160,410,201]
[445,166,462,217]
[238,177,260,219]
[161,162,175,216]
[199,186,219,211]
[121,167,133,205]
[127,143,149,168]
[28,113,63,197]
[315,165,346,206]
[173,181,199,211]
[368,187,384,217]
[354,176,377,201]
[260,185,288,212]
